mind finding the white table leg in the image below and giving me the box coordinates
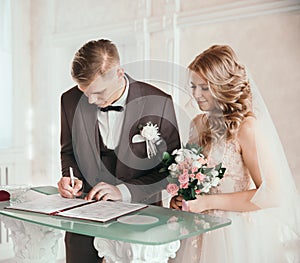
[1,215,63,263]
[94,238,180,263]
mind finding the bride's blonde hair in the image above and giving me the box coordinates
[189,45,253,146]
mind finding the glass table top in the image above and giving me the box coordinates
[0,187,231,245]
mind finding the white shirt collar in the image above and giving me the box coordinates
[111,75,129,107]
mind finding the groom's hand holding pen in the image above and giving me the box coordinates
[69,167,76,198]
[57,167,83,199]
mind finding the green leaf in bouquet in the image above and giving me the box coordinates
[214,163,222,170]
[161,151,174,166]
[159,167,167,173]
[218,167,226,179]
[201,167,213,174]
[162,151,171,161]
[190,179,198,187]
[191,188,196,199]
[180,189,195,201]
[167,177,178,184]
[184,143,203,155]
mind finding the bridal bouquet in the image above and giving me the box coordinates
[162,143,226,201]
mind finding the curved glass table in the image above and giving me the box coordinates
[0,187,231,262]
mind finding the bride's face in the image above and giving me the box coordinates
[189,71,215,111]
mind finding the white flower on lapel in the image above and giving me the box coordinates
[140,122,160,141]
[132,122,161,159]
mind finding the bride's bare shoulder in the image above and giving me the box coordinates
[238,115,257,144]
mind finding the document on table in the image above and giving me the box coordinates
[58,201,147,222]
[5,194,147,222]
[5,194,92,214]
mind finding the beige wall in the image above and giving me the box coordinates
[7,0,299,190]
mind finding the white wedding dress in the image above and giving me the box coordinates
[170,135,300,263]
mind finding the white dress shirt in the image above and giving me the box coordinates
[97,76,131,202]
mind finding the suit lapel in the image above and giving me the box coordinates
[116,79,146,173]
[79,95,99,158]
[72,95,102,183]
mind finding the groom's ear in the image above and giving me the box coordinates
[117,67,124,79]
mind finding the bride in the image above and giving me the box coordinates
[170,45,300,263]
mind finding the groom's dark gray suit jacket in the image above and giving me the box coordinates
[60,74,180,204]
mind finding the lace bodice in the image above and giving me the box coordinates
[209,139,254,194]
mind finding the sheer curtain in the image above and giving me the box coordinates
[0,0,12,149]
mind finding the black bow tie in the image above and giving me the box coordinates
[100,105,124,112]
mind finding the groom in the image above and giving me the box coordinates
[57,39,180,262]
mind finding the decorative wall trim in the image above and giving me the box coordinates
[51,0,300,45]
[51,21,135,46]
[177,0,300,28]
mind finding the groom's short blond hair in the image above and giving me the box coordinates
[71,39,120,87]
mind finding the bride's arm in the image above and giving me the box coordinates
[187,117,263,213]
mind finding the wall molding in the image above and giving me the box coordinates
[177,0,300,28]
[51,21,135,46]
[51,0,300,45]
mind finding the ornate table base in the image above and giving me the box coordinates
[1,215,63,263]
[94,238,180,263]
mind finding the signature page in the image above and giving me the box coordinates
[5,194,92,214]
[58,201,147,222]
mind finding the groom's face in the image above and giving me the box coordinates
[79,66,125,108]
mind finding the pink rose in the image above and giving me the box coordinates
[178,173,189,184]
[180,182,189,189]
[196,172,205,181]
[191,166,198,173]
[189,173,195,179]
[166,184,179,196]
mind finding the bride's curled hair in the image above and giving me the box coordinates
[189,45,253,145]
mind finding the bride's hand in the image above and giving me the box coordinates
[187,195,209,213]
[170,195,183,210]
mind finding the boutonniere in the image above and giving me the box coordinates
[132,122,161,159]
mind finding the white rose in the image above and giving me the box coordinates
[183,149,198,160]
[168,163,178,172]
[211,177,220,187]
[190,153,199,160]
[211,169,219,177]
[171,149,178,155]
[201,183,211,193]
[192,161,202,169]
[183,149,192,158]
[176,149,185,155]
[169,171,177,177]
[175,154,184,163]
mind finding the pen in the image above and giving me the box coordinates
[69,167,75,189]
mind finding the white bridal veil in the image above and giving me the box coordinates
[248,74,300,237]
